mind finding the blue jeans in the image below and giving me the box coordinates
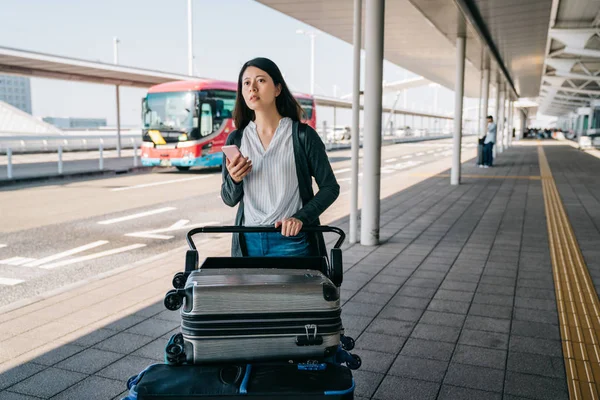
[483,142,494,166]
[244,232,311,257]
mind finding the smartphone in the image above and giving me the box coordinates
[222,145,243,161]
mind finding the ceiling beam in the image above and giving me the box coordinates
[453,0,519,98]
[562,46,600,59]
[543,84,600,96]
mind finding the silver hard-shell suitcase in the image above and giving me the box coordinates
[164,226,347,364]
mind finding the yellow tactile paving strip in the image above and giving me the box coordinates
[539,146,600,399]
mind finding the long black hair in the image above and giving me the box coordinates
[233,57,304,132]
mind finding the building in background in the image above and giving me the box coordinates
[42,117,107,129]
[0,74,32,114]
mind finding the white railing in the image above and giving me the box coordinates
[0,131,142,154]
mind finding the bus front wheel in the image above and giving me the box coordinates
[176,166,190,172]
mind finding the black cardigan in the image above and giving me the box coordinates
[220,121,340,257]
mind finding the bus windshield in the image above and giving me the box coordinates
[143,92,195,130]
[298,98,314,120]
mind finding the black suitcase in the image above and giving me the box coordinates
[477,139,485,165]
[164,226,355,365]
[123,362,354,400]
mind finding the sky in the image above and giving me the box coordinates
[0,0,478,127]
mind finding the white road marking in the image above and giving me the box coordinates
[384,158,397,163]
[381,168,395,174]
[24,241,109,267]
[394,160,423,170]
[40,244,147,270]
[111,176,209,192]
[98,207,176,225]
[333,168,351,174]
[0,257,37,266]
[0,277,24,286]
[416,152,425,156]
[401,155,413,159]
[0,244,6,249]
[126,220,219,240]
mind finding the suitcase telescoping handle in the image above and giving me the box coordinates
[186,225,346,251]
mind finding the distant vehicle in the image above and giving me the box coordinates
[140,80,316,171]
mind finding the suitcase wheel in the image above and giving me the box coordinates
[172,272,187,289]
[164,290,183,311]
[347,354,361,370]
[341,335,355,351]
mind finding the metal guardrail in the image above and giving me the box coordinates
[0,132,142,154]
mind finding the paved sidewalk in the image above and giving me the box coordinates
[2,142,598,399]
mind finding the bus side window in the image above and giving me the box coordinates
[200,103,214,137]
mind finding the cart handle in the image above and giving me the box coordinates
[186,225,346,251]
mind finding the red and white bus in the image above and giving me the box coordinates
[141,80,316,170]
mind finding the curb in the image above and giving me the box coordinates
[0,166,152,187]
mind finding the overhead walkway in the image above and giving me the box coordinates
[0,141,599,399]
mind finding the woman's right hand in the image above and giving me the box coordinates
[226,154,252,183]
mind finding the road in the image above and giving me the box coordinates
[0,138,476,307]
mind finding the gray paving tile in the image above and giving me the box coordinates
[134,302,166,317]
[341,315,373,337]
[373,375,439,400]
[93,332,154,354]
[427,300,470,314]
[434,289,474,303]
[477,283,515,296]
[56,348,123,374]
[459,329,509,350]
[406,278,440,289]
[379,305,424,322]
[452,344,506,369]
[515,287,555,300]
[472,293,514,307]
[96,355,157,381]
[0,392,41,400]
[510,320,560,341]
[125,318,181,339]
[420,311,466,328]
[438,385,502,400]
[504,371,568,400]
[507,351,565,379]
[363,282,401,295]
[389,295,430,310]
[9,367,86,398]
[352,290,395,305]
[32,344,86,366]
[366,318,415,337]
[355,332,407,354]
[514,296,557,311]
[0,363,46,391]
[400,338,455,361]
[103,315,148,332]
[354,349,395,374]
[443,363,504,392]
[352,370,385,398]
[468,303,512,319]
[153,309,181,323]
[370,274,409,286]
[517,278,554,290]
[411,323,461,343]
[509,336,563,358]
[397,286,437,299]
[72,328,116,347]
[479,276,516,286]
[413,270,447,280]
[51,375,123,400]
[463,315,511,333]
[514,307,558,325]
[342,301,385,317]
[389,355,448,382]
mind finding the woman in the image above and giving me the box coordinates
[221,57,339,257]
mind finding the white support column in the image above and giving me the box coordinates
[480,60,490,139]
[451,17,466,186]
[7,148,12,179]
[116,85,122,158]
[58,146,63,174]
[497,85,505,153]
[187,0,194,76]
[360,0,385,246]
[507,99,513,147]
[503,87,509,150]
[350,0,361,245]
